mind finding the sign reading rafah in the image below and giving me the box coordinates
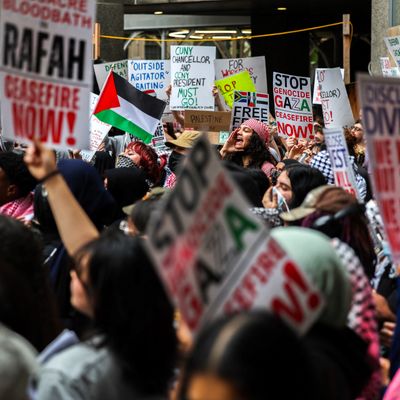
[170,45,216,111]
[358,74,400,264]
[145,135,323,335]
[273,72,314,140]
[0,0,95,150]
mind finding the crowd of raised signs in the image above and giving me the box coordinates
[0,76,399,400]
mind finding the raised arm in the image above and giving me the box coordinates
[24,141,99,256]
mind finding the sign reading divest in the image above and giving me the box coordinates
[273,72,313,139]
[231,91,269,130]
[324,128,360,199]
[145,136,323,334]
[315,68,354,128]
[215,56,267,107]
[358,74,400,264]
[170,46,216,111]
[127,60,170,111]
[0,0,95,150]
[94,60,128,92]
[215,70,255,108]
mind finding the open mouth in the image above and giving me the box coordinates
[235,134,244,145]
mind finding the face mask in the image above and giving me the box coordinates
[168,151,184,173]
[116,154,136,169]
[273,187,290,211]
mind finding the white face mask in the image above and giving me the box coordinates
[273,187,290,211]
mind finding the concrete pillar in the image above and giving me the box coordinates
[371,0,391,75]
[96,0,125,61]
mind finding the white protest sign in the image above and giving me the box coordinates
[380,57,400,77]
[358,74,400,264]
[316,68,354,129]
[89,93,111,152]
[0,0,95,150]
[170,46,216,111]
[150,123,170,156]
[145,135,323,334]
[324,127,360,199]
[215,56,267,108]
[384,36,400,69]
[94,60,128,92]
[231,91,269,130]
[273,72,314,140]
[313,68,344,104]
[205,237,324,335]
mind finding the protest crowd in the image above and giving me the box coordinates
[2,2,400,398]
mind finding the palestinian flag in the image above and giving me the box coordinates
[93,71,166,143]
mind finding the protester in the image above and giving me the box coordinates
[0,152,37,223]
[220,119,276,178]
[178,312,318,400]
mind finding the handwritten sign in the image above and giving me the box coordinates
[380,57,400,77]
[313,68,344,104]
[273,72,313,140]
[315,68,354,128]
[358,74,400,264]
[384,36,400,69]
[128,59,170,113]
[89,93,111,151]
[0,0,95,150]
[94,60,128,92]
[215,70,255,108]
[324,127,360,199]
[215,56,267,107]
[185,110,231,132]
[170,46,216,111]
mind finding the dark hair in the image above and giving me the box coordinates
[0,152,37,198]
[76,232,177,395]
[344,128,357,158]
[0,216,61,350]
[226,132,276,169]
[179,312,317,400]
[286,165,326,208]
[130,198,162,234]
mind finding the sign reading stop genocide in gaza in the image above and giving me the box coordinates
[0,0,95,150]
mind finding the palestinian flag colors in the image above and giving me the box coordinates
[93,72,166,143]
[234,91,269,107]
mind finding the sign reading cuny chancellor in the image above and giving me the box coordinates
[0,0,95,150]
[273,72,313,140]
[170,45,216,111]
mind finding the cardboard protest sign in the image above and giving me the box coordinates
[315,68,354,129]
[0,0,95,150]
[170,46,216,111]
[150,123,170,155]
[128,60,170,114]
[324,128,360,199]
[215,70,255,108]
[384,36,400,69]
[231,91,269,130]
[358,75,400,264]
[205,236,324,335]
[273,72,313,140]
[94,60,128,92]
[380,57,400,77]
[215,56,267,108]
[145,135,323,334]
[313,68,344,104]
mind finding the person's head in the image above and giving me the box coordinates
[179,312,318,400]
[313,123,324,145]
[275,159,301,172]
[271,227,352,328]
[0,216,60,350]
[283,186,376,279]
[0,152,37,205]
[124,141,161,185]
[104,167,149,211]
[72,232,177,394]
[275,165,326,208]
[351,120,364,144]
[234,119,269,151]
